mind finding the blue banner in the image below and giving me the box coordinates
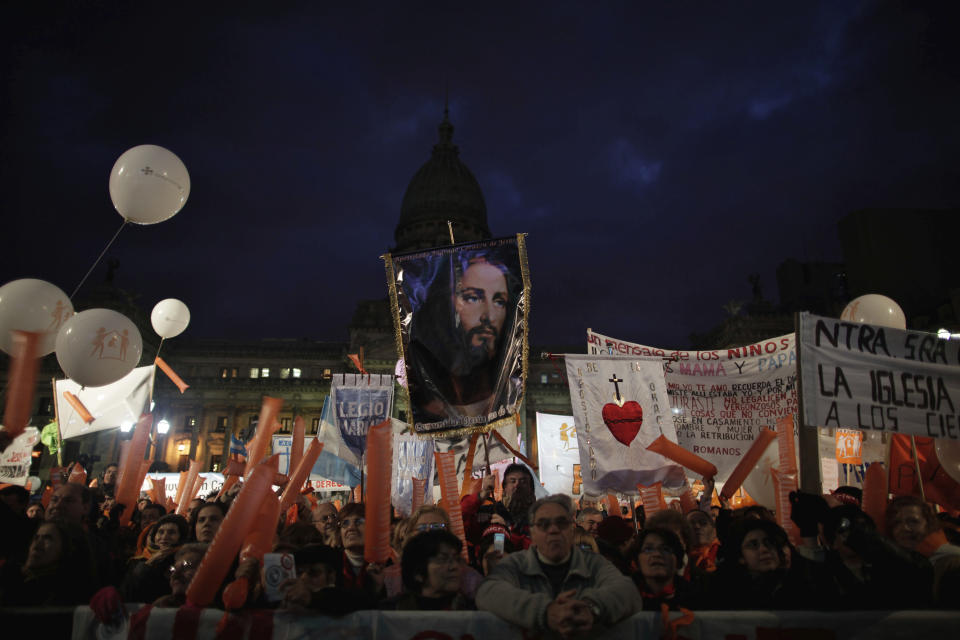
[330,373,394,460]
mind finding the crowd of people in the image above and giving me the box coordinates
[1,461,959,637]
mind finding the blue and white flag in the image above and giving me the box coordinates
[330,373,394,460]
[312,397,362,487]
[229,433,247,458]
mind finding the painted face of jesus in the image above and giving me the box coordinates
[454,261,508,361]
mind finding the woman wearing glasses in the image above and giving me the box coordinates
[381,529,475,610]
[710,519,819,610]
[628,528,699,611]
[311,502,341,547]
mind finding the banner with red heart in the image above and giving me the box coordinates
[565,354,685,495]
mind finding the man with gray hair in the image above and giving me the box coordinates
[476,494,640,637]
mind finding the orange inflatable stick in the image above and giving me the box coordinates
[244,396,283,477]
[679,481,698,514]
[435,450,469,562]
[771,468,802,545]
[176,460,201,516]
[217,475,238,500]
[363,421,393,564]
[63,391,95,425]
[115,414,153,526]
[279,439,324,515]
[68,462,87,485]
[411,478,426,512]
[862,462,888,532]
[154,356,189,393]
[459,432,480,500]
[223,458,245,477]
[41,485,53,509]
[290,416,305,475]
[720,427,777,500]
[775,415,798,475]
[646,434,718,479]
[186,456,278,608]
[173,470,188,506]
[223,495,282,610]
[638,483,664,518]
[2,331,41,444]
[606,493,620,517]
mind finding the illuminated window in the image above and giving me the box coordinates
[219,368,229,378]
[261,368,270,378]
[280,368,291,379]
[292,368,302,378]
[540,374,549,384]
[280,417,292,432]
[311,417,321,433]
[215,416,228,433]
[323,369,332,380]
[250,368,259,379]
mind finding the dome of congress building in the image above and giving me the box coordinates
[394,108,491,253]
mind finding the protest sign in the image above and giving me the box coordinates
[565,354,684,495]
[587,328,798,483]
[0,427,38,486]
[330,373,394,459]
[271,434,352,490]
[55,365,154,439]
[798,312,960,440]
[391,432,435,516]
[386,235,530,436]
[536,412,581,495]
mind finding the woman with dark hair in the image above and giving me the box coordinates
[190,501,227,543]
[0,519,97,606]
[153,543,208,607]
[629,528,699,611]
[382,529,474,610]
[120,513,190,603]
[710,519,819,610]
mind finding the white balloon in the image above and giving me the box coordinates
[841,294,906,330]
[109,144,190,224]
[151,298,191,339]
[55,309,142,387]
[935,439,960,485]
[0,279,73,356]
[741,438,780,508]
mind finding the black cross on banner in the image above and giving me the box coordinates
[608,374,623,401]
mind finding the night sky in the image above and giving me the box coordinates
[3,2,959,350]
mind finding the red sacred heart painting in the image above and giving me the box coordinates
[601,401,644,446]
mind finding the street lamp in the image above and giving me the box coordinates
[120,420,134,433]
[157,419,170,435]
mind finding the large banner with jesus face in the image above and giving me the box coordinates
[386,235,530,437]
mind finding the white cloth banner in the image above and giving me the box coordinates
[0,427,38,486]
[140,473,224,497]
[270,434,350,490]
[391,432,435,515]
[55,365,155,439]
[71,607,960,640]
[798,312,960,440]
[587,329,798,483]
[565,354,684,495]
[536,412,581,495]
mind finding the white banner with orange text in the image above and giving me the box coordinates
[535,412,582,496]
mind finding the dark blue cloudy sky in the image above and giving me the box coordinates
[3,1,958,349]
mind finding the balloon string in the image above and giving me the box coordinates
[154,337,165,362]
[70,219,128,300]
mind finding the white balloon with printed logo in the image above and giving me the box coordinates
[151,298,191,339]
[109,144,190,224]
[55,309,142,387]
[841,294,906,330]
[935,440,960,485]
[0,278,73,356]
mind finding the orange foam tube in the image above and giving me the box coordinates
[222,495,282,610]
[279,439,324,515]
[217,475,238,500]
[363,421,393,564]
[862,462,888,532]
[244,396,283,477]
[67,462,87,485]
[606,493,619,517]
[173,470,188,506]
[63,391,95,425]
[155,356,189,393]
[646,434,718,479]
[2,331,41,442]
[176,461,201,516]
[411,478,426,512]
[223,458,245,477]
[720,427,777,500]
[186,455,278,607]
[289,416,305,475]
[115,414,153,526]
